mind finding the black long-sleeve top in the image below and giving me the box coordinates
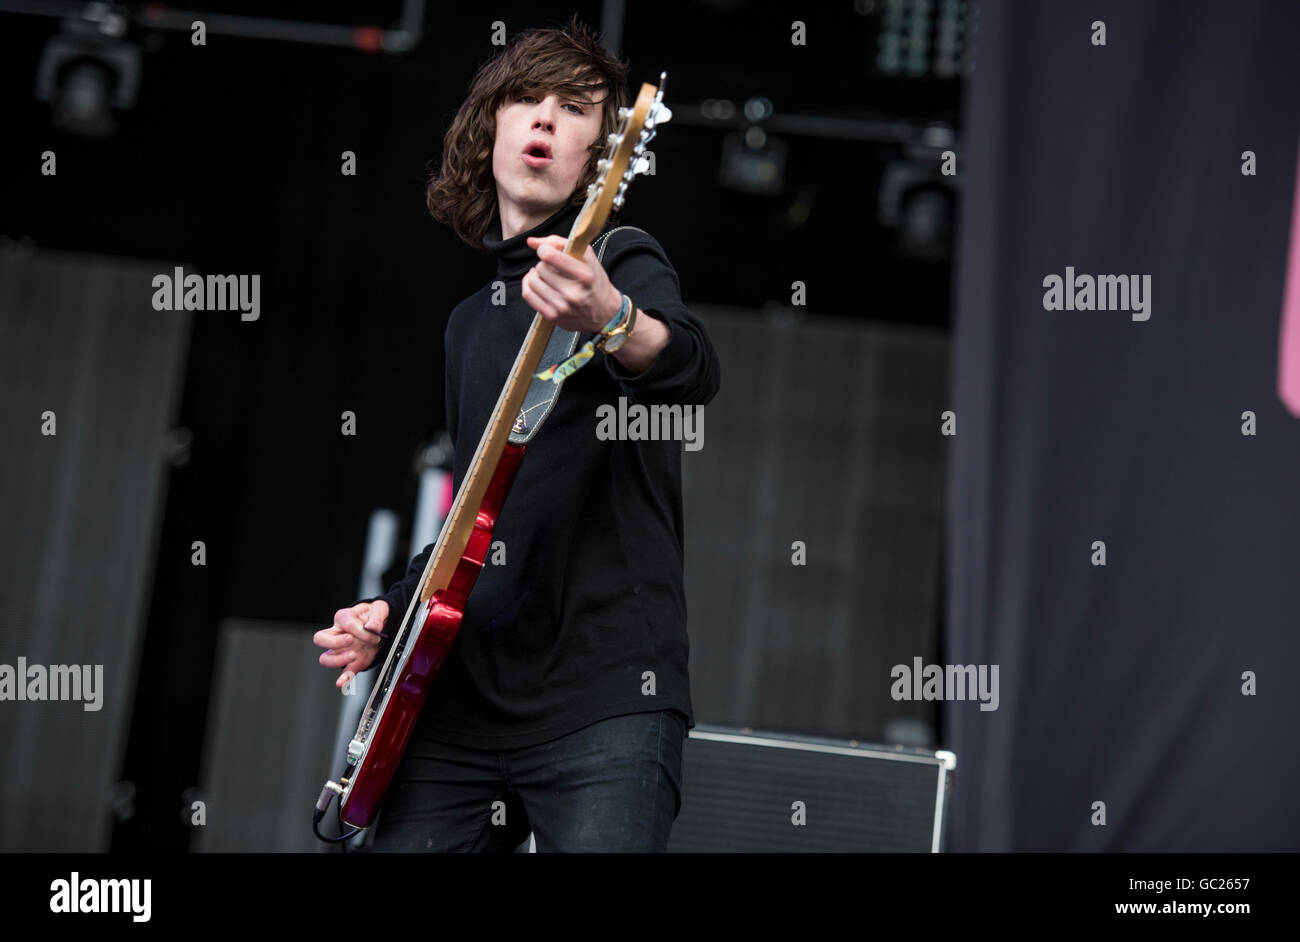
[360,201,720,749]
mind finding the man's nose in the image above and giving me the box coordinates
[532,95,558,131]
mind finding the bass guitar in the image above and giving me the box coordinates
[315,73,672,836]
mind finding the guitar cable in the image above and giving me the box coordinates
[313,767,363,845]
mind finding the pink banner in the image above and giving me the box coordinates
[1279,133,1300,417]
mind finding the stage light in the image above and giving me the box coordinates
[34,26,140,138]
[717,95,786,197]
[50,58,114,136]
[897,185,953,262]
[878,124,958,261]
[718,129,787,197]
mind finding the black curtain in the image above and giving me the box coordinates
[946,0,1300,851]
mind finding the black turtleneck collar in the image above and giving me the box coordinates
[482,201,584,279]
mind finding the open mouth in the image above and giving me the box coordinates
[522,140,553,167]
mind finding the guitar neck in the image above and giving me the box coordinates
[416,234,590,604]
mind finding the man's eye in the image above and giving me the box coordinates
[519,94,584,114]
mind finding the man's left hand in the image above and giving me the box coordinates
[524,234,623,334]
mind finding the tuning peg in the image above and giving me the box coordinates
[647,104,672,127]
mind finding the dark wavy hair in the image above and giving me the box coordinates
[426,15,630,249]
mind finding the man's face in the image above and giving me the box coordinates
[492,83,605,225]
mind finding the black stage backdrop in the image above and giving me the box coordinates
[945,0,1300,851]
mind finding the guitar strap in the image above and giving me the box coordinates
[508,225,646,444]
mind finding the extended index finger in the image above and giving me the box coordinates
[313,626,352,649]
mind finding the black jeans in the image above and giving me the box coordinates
[370,709,685,852]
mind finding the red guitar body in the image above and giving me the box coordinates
[339,442,526,829]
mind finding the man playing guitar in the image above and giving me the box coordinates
[312,17,719,852]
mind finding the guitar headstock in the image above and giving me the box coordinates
[566,71,672,255]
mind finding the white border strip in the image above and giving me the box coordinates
[689,729,947,766]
